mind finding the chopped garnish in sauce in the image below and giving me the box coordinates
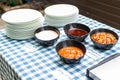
[58,46,84,59]
[91,32,117,44]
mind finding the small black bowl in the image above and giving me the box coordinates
[64,23,90,42]
[56,40,86,64]
[90,28,119,49]
[34,26,60,46]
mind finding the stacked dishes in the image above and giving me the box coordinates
[1,9,44,39]
[44,4,79,27]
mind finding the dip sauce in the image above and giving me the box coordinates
[68,28,87,36]
[35,30,58,40]
[58,46,84,59]
[91,32,117,44]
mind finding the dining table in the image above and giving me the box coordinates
[0,14,120,80]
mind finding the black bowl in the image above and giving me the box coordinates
[34,26,60,46]
[64,23,90,42]
[56,40,86,64]
[90,28,119,49]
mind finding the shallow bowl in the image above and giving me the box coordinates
[34,26,60,46]
[56,40,86,64]
[90,28,119,49]
[64,23,90,42]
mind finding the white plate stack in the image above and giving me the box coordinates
[44,4,79,27]
[1,9,44,39]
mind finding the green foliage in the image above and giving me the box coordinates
[6,0,23,6]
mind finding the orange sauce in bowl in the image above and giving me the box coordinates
[58,46,84,59]
[91,32,117,44]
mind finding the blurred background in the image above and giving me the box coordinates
[0,0,51,16]
[0,0,50,29]
[0,0,120,30]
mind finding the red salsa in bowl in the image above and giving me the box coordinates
[64,23,90,42]
[68,28,88,37]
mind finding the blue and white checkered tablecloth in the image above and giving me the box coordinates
[0,14,120,80]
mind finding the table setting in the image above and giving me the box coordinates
[0,4,120,80]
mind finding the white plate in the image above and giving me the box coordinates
[6,19,43,29]
[1,9,43,24]
[45,14,78,26]
[45,4,79,19]
[6,26,39,39]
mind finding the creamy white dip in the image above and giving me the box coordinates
[35,30,58,40]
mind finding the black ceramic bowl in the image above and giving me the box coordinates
[64,23,90,42]
[56,40,86,64]
[34,26,60,46]
[90,28,119,49]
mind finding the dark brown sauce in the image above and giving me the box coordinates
[68,28,87,36]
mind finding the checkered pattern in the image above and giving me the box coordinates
[0,14,120,80]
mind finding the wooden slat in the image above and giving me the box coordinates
[87,0,120,16]
[77,1,120,24]
[79,9,120,30]
[92,0,120,8]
